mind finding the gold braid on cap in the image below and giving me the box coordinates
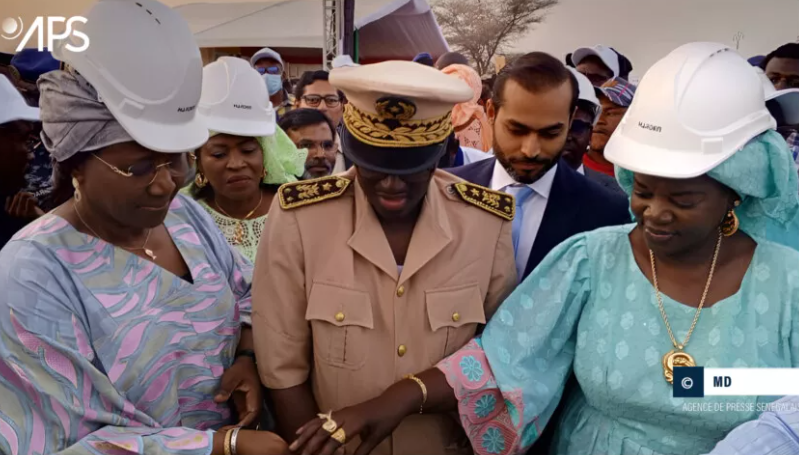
[343,103,454,148]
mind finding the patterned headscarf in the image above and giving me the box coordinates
[441,64,493,152]
[616,130,799,250]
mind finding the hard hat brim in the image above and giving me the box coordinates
[110,106,210,154]
[202,115,276,138]
[605,126,766,180]
[0,104,40,124]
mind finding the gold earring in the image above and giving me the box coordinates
[262,168,267,179]
[72,177,81,202]
[721,209,739,237]
[194,172,208,188]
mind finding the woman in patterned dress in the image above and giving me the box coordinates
[289,44,799,455]
[188,57,306,263]
[0,1,287,454]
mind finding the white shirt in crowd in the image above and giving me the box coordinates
[490,160,557,278]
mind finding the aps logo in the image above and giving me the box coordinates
[1,16,90,52]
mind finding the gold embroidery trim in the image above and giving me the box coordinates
[343,104,454,148]
[452,182,515,221]
[278,176,351,210]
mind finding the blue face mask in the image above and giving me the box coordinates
[264,74,283,96]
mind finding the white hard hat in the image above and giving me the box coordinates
[568,67,602,125]
[199,57,276,137]
[51,0,208,153]
[0,75,39,124]
[605,42,775,179]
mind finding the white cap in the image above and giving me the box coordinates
[573,45,620,78]
[200,57,276,137]
[757,66,799,125]
[250,48,284,68]
[0,75,39,124]
[332,55,359,69]
[568,67,601,125]
[52,0,207,153]
[605,42,775,179]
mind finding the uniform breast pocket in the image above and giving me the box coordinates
[306,282,373,370]
[425,284,486,364]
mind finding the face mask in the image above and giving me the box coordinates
[263,74,283,96]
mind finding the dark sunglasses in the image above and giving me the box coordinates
[256,66,282,75]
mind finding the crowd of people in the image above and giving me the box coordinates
[2,1,799,455]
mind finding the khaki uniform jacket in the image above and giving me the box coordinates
[252,168,517,455]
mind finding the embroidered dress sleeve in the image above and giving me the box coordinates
[437,234,592,455]
[0,241,214,455]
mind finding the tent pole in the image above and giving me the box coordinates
[342,0,355,57]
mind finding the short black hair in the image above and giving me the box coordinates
[492,52,578,116]
[293,70,344,102]
[435,52,469,70]
[278,108,336,140]
[760,43,799,71]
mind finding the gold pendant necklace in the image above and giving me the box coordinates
[74,202,157,260]
[650,230,722,384]
[214,193,263,245]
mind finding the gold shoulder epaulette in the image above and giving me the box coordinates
[451,182,515,221]
[278,176,351,210]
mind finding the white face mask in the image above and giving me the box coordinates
[263,74,283,96]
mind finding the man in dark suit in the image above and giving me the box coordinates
[448,52,630,281]
[448,50,631,455]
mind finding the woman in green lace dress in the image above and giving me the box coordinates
[187,57,306,262]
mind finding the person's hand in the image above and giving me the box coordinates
[289,398,409,455]
[215,357,263,428]
[5,193,44,220]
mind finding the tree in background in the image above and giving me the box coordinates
[434,0,558,75]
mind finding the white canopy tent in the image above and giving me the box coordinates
[174,0,449,61]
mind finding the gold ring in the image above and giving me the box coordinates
[317,411,338,433]
[330,427,346,444]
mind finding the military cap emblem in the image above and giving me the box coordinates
[375,96,417,121]
[451,182,515,221]
[278,176,351,210]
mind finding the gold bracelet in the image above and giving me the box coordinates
[404,374,428,414]
[224,428,234,455]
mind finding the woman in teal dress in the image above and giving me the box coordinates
[287,44,799,455]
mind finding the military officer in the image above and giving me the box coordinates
[252,61,517,455]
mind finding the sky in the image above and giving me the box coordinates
[2,0,798,79]
[509,0,799,81]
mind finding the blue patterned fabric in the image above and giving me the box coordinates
[0,194,252,455]
[439,224,799,455]
[617,130,799,251]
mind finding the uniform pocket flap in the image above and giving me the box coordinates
[306,282,374,329]
[426,284,485,332]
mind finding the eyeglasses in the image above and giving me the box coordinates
[256,66,282,75]
[297,139,337,153]
[92,153,192,186]
[301,95,342,108]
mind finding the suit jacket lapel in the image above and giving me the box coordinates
[348,179,400,281]
[524,164,579,277]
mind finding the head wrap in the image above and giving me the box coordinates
[616,130,799,250]
[257,126,307,185]
[441,64,493,152]
[38,68,133,162]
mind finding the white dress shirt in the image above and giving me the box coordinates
[490,160,558,278]
[461,146,494,165]
[577,164,585,175]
